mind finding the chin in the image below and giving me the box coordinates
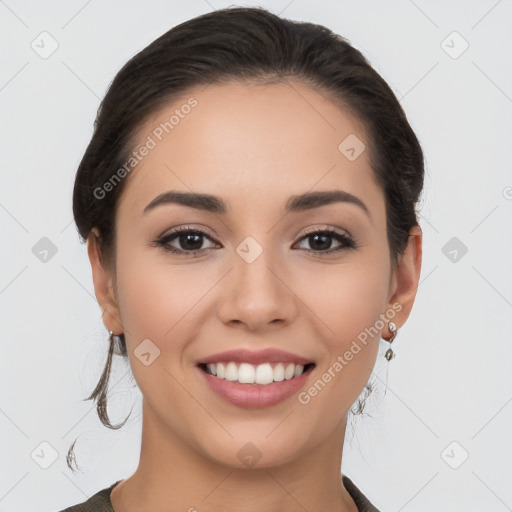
[194,428,313,470]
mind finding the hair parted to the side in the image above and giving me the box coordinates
[67,6,424,472]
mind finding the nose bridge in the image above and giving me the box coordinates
[234,235,283,302]
[217,233,297,329]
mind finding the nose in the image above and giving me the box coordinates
[216,247,299,332]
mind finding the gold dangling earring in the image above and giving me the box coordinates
[384,321,397,361]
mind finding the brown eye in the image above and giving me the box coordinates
[174,232,204,251]
[295,229,356,254]
[156,227,218,256]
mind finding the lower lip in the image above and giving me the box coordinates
[197,365,314,408]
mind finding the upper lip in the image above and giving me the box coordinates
[197,348,314,366]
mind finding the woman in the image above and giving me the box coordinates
[61,6,423,511]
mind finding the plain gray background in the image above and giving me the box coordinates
[1,1,511,511]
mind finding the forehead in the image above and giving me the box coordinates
[117,80,383,221]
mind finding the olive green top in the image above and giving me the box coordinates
[59,474,380,511]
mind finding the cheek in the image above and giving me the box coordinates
[113,250,204,412]
[114,237,203,334]
[294,254,390,344]
[292,256,389,411]
[114,244,221,368]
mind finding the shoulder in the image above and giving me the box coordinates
[342,474,382,512]
[57,481,120,512]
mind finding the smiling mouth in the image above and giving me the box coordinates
[197,361,316,386]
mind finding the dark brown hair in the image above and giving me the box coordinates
[67,6,424,471]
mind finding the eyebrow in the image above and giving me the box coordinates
[143,190,370,218]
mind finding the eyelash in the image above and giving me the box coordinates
[152,225,357,258]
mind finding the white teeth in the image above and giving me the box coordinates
[284,363,295,380]
[225,362,238,381]
[238,363,255,383]
[273,363,285,381]
[255,363,274,385]
[203,361,310,385]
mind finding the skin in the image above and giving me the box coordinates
[88,79,422,512]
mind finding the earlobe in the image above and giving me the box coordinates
[87,228,123,333]
[387,224,423,328]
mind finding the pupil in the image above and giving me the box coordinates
[311,234,331,251]
[181,233,202,250]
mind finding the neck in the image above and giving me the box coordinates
[111,400,358,512]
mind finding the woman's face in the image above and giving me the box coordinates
[91,80,420,468]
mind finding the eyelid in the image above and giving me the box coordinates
[159,224,218,240]
[299,224,351,238]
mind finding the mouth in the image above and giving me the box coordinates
[195,347,317,407]
[197,360,316,408]
[197,361,316,386]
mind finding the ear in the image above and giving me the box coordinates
[385,224,423,334]
[87,228,123,334]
